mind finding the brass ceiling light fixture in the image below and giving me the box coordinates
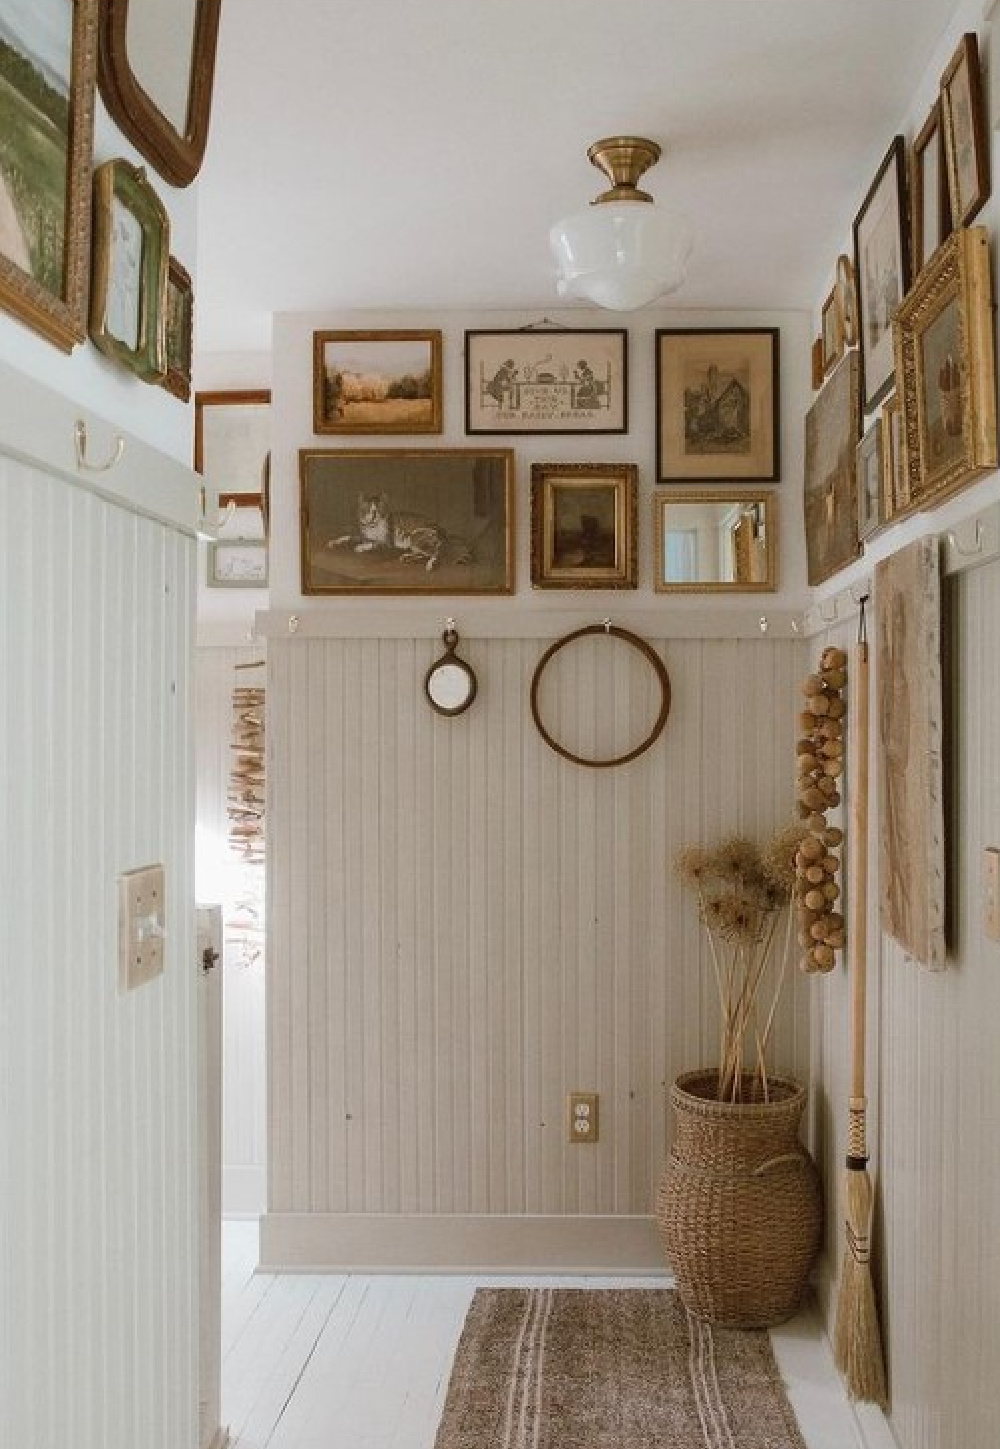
[550,136,693,311]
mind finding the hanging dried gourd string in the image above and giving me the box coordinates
[228,682,265,863]
[794,646,847,972]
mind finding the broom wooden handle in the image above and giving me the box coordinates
[848,638,870,1110]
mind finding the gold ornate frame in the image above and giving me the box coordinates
[0,0,98,351]
[530,462,637,590]
[312,329,443,435]
[97,0,223,187]
[653,488,777,593]
[893,225,997,512]
[89,158,170,381]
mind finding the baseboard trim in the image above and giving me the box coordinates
[812,1254,899,1449]
[259,1212,666,1274]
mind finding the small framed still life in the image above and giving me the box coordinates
[530,462,637,590]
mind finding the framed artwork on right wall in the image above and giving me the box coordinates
[853,136,910,415]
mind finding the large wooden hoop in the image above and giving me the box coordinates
[530,624,671,768]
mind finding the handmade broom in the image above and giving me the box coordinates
[833,599,888,1406]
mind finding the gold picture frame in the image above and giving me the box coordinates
[313,329,443,435]
[803,351,861,587]
[89,158,170,381]
[653,488,777,593]
[162,256,193,401]
[856,419,885,542]
[655,328,780,483]
[835,253,859,348]
[530,462,637,590]
[880,391,908,522]
[0,0,98,350]
[893,225,997,512]
[821,286,844,375]
[300,448,515,595]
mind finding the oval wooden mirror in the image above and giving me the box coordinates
[98,0,223,187]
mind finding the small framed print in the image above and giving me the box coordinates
[655,328,780,482]
[821,287,844,374]
[912,101,951,274]
[530,462,637,590]
[853,137,910,415]
[464,329,627,434]
[940,33,989,228]
[836,253,859,348]
[811,337,825,391]
[313,329,442,434]
[89,157,170,381]
[162,257,193,401]
[880,391,908,522]
[856,419,885,541]
[208,540,268,588]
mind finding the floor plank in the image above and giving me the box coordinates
[221,1220,868,1449]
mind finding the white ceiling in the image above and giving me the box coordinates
[195,0,959,353]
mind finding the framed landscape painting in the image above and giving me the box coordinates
[464,329,627,434]
[313,329,442,434]
[530,462,637,590]
[300,448,515,595]
[655,328,780,482]
[0,0,98,350]
[853,137,910,415]
[803,351,861,585]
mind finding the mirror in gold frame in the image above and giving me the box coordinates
[97,0,222,187]
[654,489,777,593]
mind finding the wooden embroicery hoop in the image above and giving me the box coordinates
[530,623,671,768]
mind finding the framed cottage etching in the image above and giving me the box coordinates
[853,137,910,415]
[893,225,997,511]
[300,448,515,595]
[803,350,861,586]
[530,462,637,590]
[162,256,193,401]
[0,0,98,350]
[875,537,946,969]
[911,101,951,274]
[655,328,780,483]
[940,32,989,228]
[464,329,627,434]
[313,329,442,435]
[89,158,170,381]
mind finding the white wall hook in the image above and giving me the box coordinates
[74,419,125,474]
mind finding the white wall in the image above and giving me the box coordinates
[0,447,199,1449]
[805,6,1000,1448]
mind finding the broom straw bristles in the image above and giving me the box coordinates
[833,1165,888,1408]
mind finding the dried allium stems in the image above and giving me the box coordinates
[795,648,847,973]
[674,825,806,1103]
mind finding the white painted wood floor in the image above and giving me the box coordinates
[221,1219,883,1449]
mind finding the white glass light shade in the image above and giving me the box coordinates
[550,200,693,311]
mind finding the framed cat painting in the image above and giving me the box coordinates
[299,448,516,594]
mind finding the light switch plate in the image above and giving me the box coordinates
[985,848,1000,942]
[119,864,166,991]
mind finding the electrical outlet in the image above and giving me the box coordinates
[119,864,166,991]
[568,1092,599,1143]
[985,848,1000,942]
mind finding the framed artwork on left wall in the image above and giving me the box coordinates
[0,0,98,350]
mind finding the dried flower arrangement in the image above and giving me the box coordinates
[674,824,807,1104]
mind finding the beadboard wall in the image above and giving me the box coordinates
[808,555,1000,1449]
[261,631,810,1268]
[195,644,268,1215]
[0,452,199,1448]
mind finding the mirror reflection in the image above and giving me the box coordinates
[654,490,777,592]
[126,0,199,131]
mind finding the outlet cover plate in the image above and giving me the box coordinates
[568,1091,599,1143]
[119,864,166,991]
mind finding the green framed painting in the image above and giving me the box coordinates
[0,0,98,350]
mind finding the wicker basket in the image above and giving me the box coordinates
[657,1069,823,1328]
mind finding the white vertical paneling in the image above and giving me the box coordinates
[265,633,807,1242]
[0,453,198,1449]
[195,645,267,1215]
[811,565,1000,1449]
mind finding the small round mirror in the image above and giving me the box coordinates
[425,628,477,717]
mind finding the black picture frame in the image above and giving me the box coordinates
[852,136,911,416]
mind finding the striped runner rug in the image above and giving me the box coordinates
[433,1288,808,1449]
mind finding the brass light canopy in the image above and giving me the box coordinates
[587,135,662,205]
